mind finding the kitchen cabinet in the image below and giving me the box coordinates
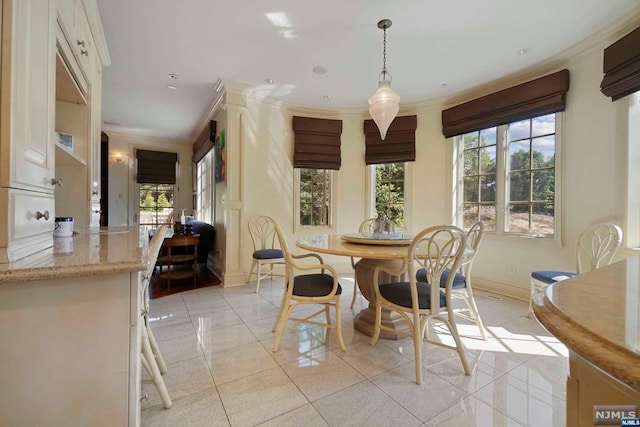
[1,0,109,261]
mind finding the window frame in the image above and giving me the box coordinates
[138,183,175,228]
[195,150,214,224]
[454,112,564,241]
[365,162,412,231]
[293,167,337,232]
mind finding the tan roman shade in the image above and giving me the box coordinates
[441,69,570,138]
[364,115,417,165]
[292,116,342,170]
[136,149,178,184]
[192,120,216,163]
[600,26,640,101]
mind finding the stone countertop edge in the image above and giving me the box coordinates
[533,296,640,393]
[0,261,146,284]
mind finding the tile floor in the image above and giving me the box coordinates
[141,277,568,427]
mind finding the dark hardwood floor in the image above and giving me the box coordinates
[149,265,221,299]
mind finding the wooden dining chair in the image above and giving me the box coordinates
[370,225,470,384]
[247,215,285,293]
[270,217,346,352]
[140,225,172,408]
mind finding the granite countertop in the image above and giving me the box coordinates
[0,226,148,284]
[533,257,640,392]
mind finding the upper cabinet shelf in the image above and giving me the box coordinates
[55,52,86,105]
[55,141,87,166]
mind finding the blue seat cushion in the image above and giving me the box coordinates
[415,268,467,289]
[378,281,446,309]
[531,270,575,285]
[292,274,342,297]
[253,248,284,260]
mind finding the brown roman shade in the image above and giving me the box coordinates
[364,115,417,165]
[600,26,640,101]
[192,120,216,163]
[441,69,570,138]
[292,116,342,170]
[136,149,178,184]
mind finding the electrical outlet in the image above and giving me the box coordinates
[508,265,517,276]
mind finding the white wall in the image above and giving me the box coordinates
[106,132,193,226]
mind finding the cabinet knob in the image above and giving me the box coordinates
[80,49,88,56]
[92,191,99,196]
[36,211,50,221]
[77,40,86,47]
[50,178,63,187]
[139,392,149,402]
[92,209,101,214]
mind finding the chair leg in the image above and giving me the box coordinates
[247,260,257,283]
[146,319,168,374]
[325,305,331,325]
[444,314,471,376]
[413,315,423,385]
[272,301,293,352]
[369,301,382,346]
[255,262,263,293]
[464,289,487,340]
[350,276,358,309]
[526,280,536,317]
[141,325,172,408]
[334,299,346,351]
[271,286,288,332]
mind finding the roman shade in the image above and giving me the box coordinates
[292,116,342,170]
[600,26,640,101]
[441,69,570,138]
[136,150,178,184]
[364,115,417,165]
[192,120,216,163]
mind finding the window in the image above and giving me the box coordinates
[297,168,333,227]
[458,113,560,236]
[139,184,174,227]
[374,163,406,227]
[195,151,213,223]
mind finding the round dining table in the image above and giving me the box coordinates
[296,233,415,339]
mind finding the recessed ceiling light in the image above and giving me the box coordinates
[440,83,449,88]
[313,66,328,75]
[517,48,531,56]
[324,95,332,100]
[265,78,274,84]
[168,73,180,80]
[167,85,177,90]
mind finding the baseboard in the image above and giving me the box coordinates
[473,275,530,302]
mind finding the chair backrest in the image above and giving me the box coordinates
[460,221,485,277]
[575,223,622,273]
[141,225,167,311]
[359,217,378,234]
[248,215,280,252]
[409,225,467,313]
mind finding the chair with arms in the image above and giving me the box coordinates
[370,225,470,385]
[140,225,172,408]
[527,222,622,316]
[349,217,377,308]
[270,217,346,352]
[415,221,487,339]
[248,215,285,293]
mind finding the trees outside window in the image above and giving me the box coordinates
[375,163,405,227]
[460,113,558,235]
[139,183,174,227]
[299,168,332,227]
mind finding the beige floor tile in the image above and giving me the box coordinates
[205,341,279,385]
[507,354,568,399]
[335,340,411,378]
[190,307,244,332]
[370,362,469,422]
[153,332,204,365]
[281,351,365,401]
[425,395,525,427]
[197,323,259,353]
[217,367,309,427]
[257,404,328,427]
[313,380,422,426]
[150,318,196,342]
[141,387,229,427]
[261,327,335,365]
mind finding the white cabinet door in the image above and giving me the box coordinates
[89,48,102,204]
[3,0,57,193]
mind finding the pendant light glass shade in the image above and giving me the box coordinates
[369,19,399,140]
[368,80,400,140]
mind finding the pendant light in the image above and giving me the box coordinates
[368,19,400,140]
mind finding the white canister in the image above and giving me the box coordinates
[54,217,74,237]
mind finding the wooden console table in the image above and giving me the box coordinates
[156,234,199,288]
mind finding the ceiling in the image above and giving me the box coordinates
[95,0,640,142]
